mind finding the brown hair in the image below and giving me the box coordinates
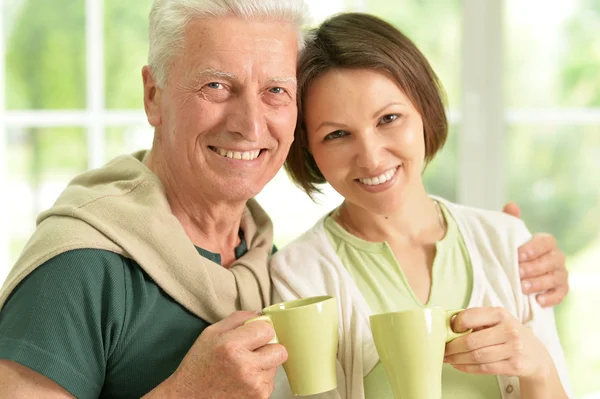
[286,12,448,197]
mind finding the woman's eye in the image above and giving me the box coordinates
[324,130,347,141]
[380,114,399,124]
[206,82,223,89]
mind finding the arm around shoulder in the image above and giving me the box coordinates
[512,221,574,398]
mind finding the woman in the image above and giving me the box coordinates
[271,12,572,399]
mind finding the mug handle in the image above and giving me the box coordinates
[244,315,278,344]
[445,309,472,342]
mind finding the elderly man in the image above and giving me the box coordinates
[0,0,568,398]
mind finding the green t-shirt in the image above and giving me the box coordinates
[0,236,258,398]
[324,203,502,399]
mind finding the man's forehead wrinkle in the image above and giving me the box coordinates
[180,22,297,88]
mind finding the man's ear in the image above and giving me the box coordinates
[142,66,162,127]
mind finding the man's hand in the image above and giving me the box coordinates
[145,311,287,399]
[503,202,569,307]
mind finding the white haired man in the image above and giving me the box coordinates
[0,0,569,398]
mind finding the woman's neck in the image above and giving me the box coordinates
[335,185,446,245]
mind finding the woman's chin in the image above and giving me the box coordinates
[340,181,409,214]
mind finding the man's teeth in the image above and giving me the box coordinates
[215,148,261,160]
[358,167,398,186]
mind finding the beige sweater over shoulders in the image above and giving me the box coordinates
[0,150,274,323]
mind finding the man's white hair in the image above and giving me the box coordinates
[148,0,310,87]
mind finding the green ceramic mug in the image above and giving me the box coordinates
[369,307,471,399]
[246,295,338,396]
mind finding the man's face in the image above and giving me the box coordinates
[149,16,298,202]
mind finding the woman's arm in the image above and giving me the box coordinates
[519,364,568,399]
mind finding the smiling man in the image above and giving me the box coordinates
[0,1,569,398]
[0,1,306,398]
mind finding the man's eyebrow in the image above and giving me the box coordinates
[193,69,296,87]
[268,76,297,87]
[194,68,238,80]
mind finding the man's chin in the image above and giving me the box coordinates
[216,181,266,203]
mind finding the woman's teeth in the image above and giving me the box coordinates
[358,167,398,186]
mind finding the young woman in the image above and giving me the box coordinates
[271,12,572,399]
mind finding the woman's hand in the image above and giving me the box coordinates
[444,307,552,380]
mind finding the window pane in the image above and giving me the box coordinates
[4,0,86,109]
[506,0,600,107]
[104,0,150,109]
[507,124,600,397]
[256,170,343,248]
[105,126,153,162]
[6,127,88,268]
[423,124,457,202]
[364,0,462,108]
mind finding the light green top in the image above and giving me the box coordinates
[323,203,502,399]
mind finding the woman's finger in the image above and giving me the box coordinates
[445,324,507,356]
[452,307,509,333]
[445,343,509,365]
[451,359,513,375]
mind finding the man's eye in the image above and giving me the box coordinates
[324,130,347,141]
[380,114,399,124]
[269,87,285,94]
[206,82,223,89]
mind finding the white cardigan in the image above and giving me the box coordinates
[269,198,573,399]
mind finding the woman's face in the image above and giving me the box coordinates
[304,68,426,215]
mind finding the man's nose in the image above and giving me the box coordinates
[226,93,265,142]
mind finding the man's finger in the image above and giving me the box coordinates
[517,233,557,262]
[536,286,569,308]
[522,270,564,294]
[519,250,564,279]
[255,365,279,399]
[254,343,288,370]
[208,311,261,335]
[226,319,278,351]
[502,202,521,219]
